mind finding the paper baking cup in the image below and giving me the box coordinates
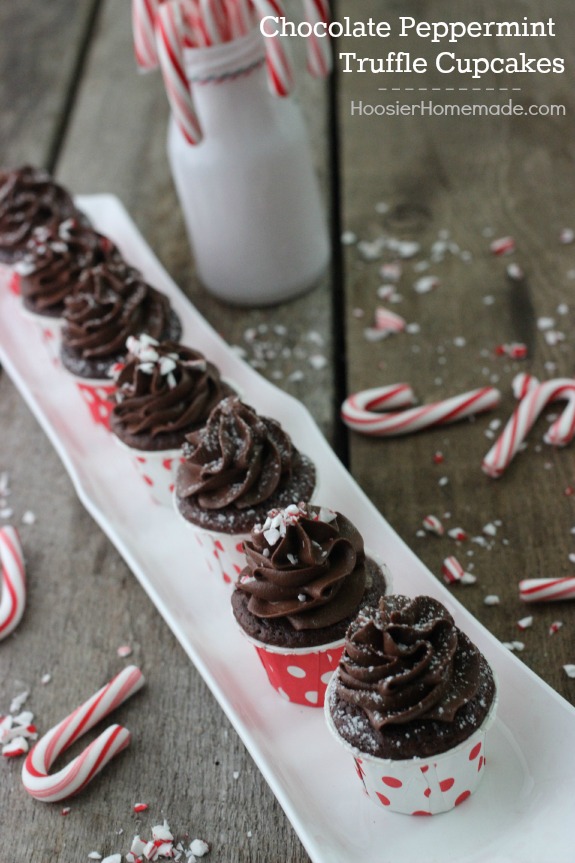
[114,438,184,507]
[183,522,249,585]
[19,307,64,365]
[8,270,20,295]
[74,378,116,429]
[324,672,498,815]
[245,634,345,708]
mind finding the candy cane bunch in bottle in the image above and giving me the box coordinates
[132,0,332,144]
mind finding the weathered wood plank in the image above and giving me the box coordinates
[337,0,575,703]
[0,0,99,167]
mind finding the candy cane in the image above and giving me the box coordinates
[302,0,331,78]
[132,0,160,70]
[341,385,501,437]
[0,526,26,641]
[22,666,144,802]
[228,0,253,38]
[482,377,575,477]
[545,391,575,447]
[199,0,230,44]
[251,0,294,96]
[519,578,575,603]
[156,0,203,145]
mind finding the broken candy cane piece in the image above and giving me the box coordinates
[422,515,444,536]
[0,526,26,640]
[22,665,144,802]
[342,385,500,437]
[519,577,575,603]
[482,377,575,477]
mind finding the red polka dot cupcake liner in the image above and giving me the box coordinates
[8,270,20,295]
[324,672,498,815]
[114,438,185,507]
[186,527,249,586]
[247,635,345,708]
[74,379,117,429]
[19,306,64,366]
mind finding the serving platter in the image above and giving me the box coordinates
[1,194,574,863]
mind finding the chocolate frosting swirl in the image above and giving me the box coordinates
[17,219,120,315]
[237,503,368,631]
[0,165,84,262]
[336,595,482,727]
[111,335,233,442]
[176,397,294,510]
[61,262,175,363]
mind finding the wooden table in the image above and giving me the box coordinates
[1,1,575,859]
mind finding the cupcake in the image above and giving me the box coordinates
[110,334,235,505]
[175,397,316,584]
[231,502,390,706]
[0,165,87,268]
[325,594,497,814]
[15,219,121,361]
[60,261,182,428]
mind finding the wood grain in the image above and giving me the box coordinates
[337,0,575,704]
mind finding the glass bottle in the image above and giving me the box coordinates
[167,28,330,306]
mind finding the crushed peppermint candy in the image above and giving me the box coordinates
[447,527,468,542]
[503,641,525,652]
[117,645,133,658]
[413,275,440,295]
[549,621,564,636]
[563,665,575,679]
[490,236,515,256]
[422,515,444,536]
[517,616,533,630]
[484,595,500,606]
[256,504,333,548]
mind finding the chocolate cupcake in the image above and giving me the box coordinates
[17,218,121,318]
[232,503,390,706]
[60,261,182,428]
[110,334,235,505]
[175,397,316,583]
[325,594,497,814]
[0,165,87,264]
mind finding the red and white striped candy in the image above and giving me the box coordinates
[199,0,231,44]
[341,385,500,437]
[132,0,160,70]
[251,0,294,96]
[519,578,575,603]
[490,236,515,256]
[22,666,144,802]
[228,0,254,38]
[422,515,444,536]
[0,526,26,641]
[302,0,332,78]
[156,0,203,145]
[442,556,465,584]
[545,391,575,447]
[482,377,575,477]
[374,307,406,334]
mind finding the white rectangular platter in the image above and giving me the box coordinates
[1,195,574,863]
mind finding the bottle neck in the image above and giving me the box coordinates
[183,28,266,85]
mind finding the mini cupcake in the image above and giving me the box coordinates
[0,165,87,268]
[175,397,316,583]
[325,594,497,815]
[15,219,121,361]
[231,502,390,706]
[110,334,235,505]
[60,261,182,428]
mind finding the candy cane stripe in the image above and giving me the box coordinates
[341,386,500,437]
[0,526,26,640]
[22,666,144,802]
